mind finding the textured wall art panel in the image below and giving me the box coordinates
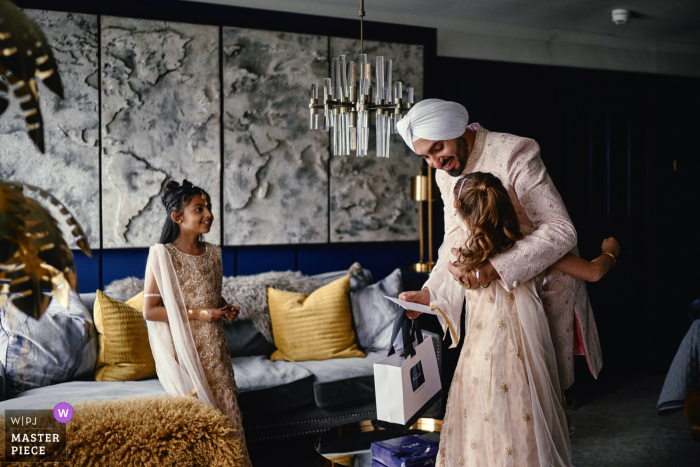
[0,10,99,248]
[329,39,424,242]
[222,27,329,245]
[101,17,220,248]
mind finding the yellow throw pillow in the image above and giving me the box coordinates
[268,275,365,362]
[126,291,144,312]
[94,290,156,382]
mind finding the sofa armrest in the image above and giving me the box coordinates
[0,360,6,402]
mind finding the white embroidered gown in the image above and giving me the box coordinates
[434,241,571,466]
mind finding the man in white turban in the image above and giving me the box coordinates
[396,99,602,394]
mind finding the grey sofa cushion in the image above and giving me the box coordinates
[1,289,97,398]
[295,352,386,408]
[232,355,315,415]
[351,268,403,352]
[224,319,277,358]
[0,379,166,410]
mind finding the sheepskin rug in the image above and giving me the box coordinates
[0,395,245,467]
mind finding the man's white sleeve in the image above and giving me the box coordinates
[490,139,577,292]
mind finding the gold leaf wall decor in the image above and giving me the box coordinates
[0,0,64,152]
[0,181,91,318]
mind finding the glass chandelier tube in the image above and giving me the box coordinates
[309,55,415,157]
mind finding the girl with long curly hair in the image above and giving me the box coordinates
[432,172,618,467]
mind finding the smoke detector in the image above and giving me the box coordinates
[612,9,630,25]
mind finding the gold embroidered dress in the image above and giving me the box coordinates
[435,253,571,466]
[165,242,252,467]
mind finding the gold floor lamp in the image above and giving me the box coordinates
[411,166,435,273]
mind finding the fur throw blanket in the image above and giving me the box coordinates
[0,395,245,466]
[220,270,322,342]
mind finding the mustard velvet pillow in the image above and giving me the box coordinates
[268,275,365,362]
[94,290,156,381]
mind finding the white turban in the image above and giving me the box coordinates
[396,99,469,153]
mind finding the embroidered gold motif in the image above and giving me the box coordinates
[475,322,483,330]
[487,295,495,304]
[472,377,478,385]
[466,293,471,301]
[516,351,522,360]
[465,349,471,357]
[457,457,465,466]
[470,439,476,450]
[523,413,531,422]
[498,319,506,330]
[508,292,515,301]
[485,352,491,361]
[500,383,509,393]
[505,446,513,456]
[482,413,489,422]
[463,408,468,418]
[453,371,459,382]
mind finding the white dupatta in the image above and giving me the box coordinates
[145,244,215,405]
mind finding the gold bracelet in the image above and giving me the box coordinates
[600,252,616,268]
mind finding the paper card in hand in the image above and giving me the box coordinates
[383,296,440,316]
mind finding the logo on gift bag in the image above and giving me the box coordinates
[410,361,425,391]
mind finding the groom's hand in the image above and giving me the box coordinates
[399,288,429,320]
[448,257,500,287]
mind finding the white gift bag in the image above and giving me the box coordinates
[374,313,442,428]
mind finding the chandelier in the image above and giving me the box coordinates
[308,0,415,157]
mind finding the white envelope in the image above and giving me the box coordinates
[383,296,441,316]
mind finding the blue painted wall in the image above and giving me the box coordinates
[72,240,422,292]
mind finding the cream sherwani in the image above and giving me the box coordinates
[426,123,602,389]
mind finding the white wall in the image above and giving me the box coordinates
[184,0,700,78]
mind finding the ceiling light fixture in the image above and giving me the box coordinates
[307,0,415,157]
[612,9,630,25]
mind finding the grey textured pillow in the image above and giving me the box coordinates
[351,268,403,352]
[0,288,97,398]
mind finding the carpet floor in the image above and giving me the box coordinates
[247,373,700,466]
[570,373,699,467]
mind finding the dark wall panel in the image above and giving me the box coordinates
[298,246,354,276]
[237,248,296,276]
[102,249,150,288]
[355,244,408,281]
[72,250,100,293]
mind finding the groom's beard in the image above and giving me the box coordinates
[446,137,469,177]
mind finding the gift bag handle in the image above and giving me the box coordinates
[388,310,424,358]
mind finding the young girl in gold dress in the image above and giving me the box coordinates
[143,180,252,467]
[429,172,618,467]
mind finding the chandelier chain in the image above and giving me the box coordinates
[359,0,365,54]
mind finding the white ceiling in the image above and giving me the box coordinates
[184,0,700,76]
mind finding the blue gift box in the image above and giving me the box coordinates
[370,435,439,467]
